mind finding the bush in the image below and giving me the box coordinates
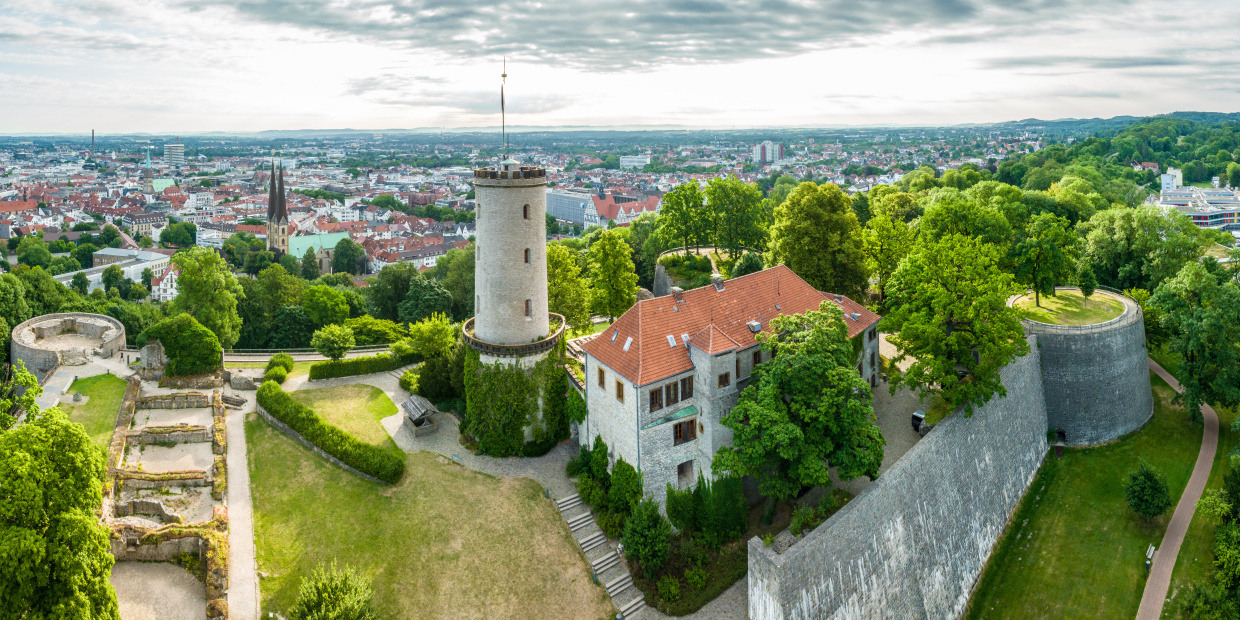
[136,314,222,377]
[589,435,611,488]
[311,324,355,361]
[344,316,406,346]
[790,505,816,536]
[818,489,841,518]
[256,381,405,483]
[609,457,642,515]
[309,353,402,380]
[577,476,607,509]
[566,444,590,477]
[684,566,707,591]
[730,252,764,278]
[657,576,681,603]
[676,537,707,568]
[665,473,747,548]
[287,562,377,620]
[398,369,419,393]
[598,511,627,539]
[623,498,672,579]
[263,366,287,384]
[1126,457,1172,522]
[267,352,294,373]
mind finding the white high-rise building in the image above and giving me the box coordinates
[751,141,783,164]
[164,142,185,167]
[620,155,651,169]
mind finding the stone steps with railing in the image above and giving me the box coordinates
[555,492,646,618]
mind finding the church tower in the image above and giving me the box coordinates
[142,149,154,195]
[266,161,290,255]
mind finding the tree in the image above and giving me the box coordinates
[397,276,453,325]
[1150,262,1240,422]
[730,252,764,279]
[160,221,196,247]
[706,175,767,259]
[286,562,377,620]
[884,234,1031,414]
[45,255,80,276]
[423,243,476,321]
[1078,207,1207,292]
[269,305,316,349]
[367,262,420,321]
[71,272,89,295]
[547,244,590,333]
[588,229,638,321]
[621,498,672,579]
[1126,458,1172,523]
[1012,212,1078,306]
[16,237,51,268]
[769,182,870,300]
[98,224,120,247]
[659,182,706,254]
[244,250,274,276]
[141,267,154,291]
[332,238,365,275]
[406,313,456,360]
[609,457,642,515]
[303,285,350,327]
[127,282,148,301]
[1125,287,1171,352]
[71,243,98,269]
[136,314,222,376]
[713,301,885,508]
[862,210,915,305]
[312,324,355,361]
[301,246,321,280]
[138,235,154,248]
[101,264,125,293]
[171,246,244,349]
[0,273,32,329]
[0,367,120,619]
[545,212,561,236]
[344,316,405,346]
[279,253,300,275]
[1078,261,1097,299]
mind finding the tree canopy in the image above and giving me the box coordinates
[171,247,244,349]
[769,182,869,300]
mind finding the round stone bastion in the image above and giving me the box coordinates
[10,313,126,379]
[1014,287,1153,446]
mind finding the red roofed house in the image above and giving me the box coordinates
[578,265,881,500]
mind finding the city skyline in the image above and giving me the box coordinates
[3,0,1239,133]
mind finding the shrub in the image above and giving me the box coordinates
[309,353,402,380]
[589,435,611,488]
[267,352,294,373]
[666,483,696,534]
[730,252,764,278]
[256,381,404,483]
[623,498,672,579]
[676,537,707,568]
[263,366,287,384]
[398,369,419,393]
[311,324,355,361]
[609,457,642,515]
[287,562,377,620]
[684,566,707,591]
[762,533,774,547]
[818,490,841,518]
[1126,457,1172,522]
[345,315,406,346]
[566,444,590,477]
[666,473,747,548]
[598,511,627,538]
[657,576,681,603]
[136,314,222,377]
[577,476,607,509]
[790,505,816,536]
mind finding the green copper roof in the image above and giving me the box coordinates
[289,232,349,257]
[641,405,698,430]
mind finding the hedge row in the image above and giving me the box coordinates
[256,381,405,483]
[308,350,417,381]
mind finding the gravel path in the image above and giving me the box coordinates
[1136,358,1220,620]
[111,562,206,620]
[224,384,260,620]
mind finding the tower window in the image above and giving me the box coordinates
[525,299,531,317]
[523,204,529,219]
[524,248,530,264]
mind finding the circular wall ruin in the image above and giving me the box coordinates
[1018,288,1153,446]
[10,313,126,379]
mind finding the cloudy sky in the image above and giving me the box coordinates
[2,0,1238,133]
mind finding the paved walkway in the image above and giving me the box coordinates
[225,383,260,620]
[1136,358,1220,620]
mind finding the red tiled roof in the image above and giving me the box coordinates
[581,265,880,386]
[0,200,38,213]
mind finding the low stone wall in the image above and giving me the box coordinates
[159,370,225,390]
[113,498,183,523]
[135,425,212,444]
[748,336,1048,620]
[135,392,210,410]
[110,528,202,562]
[115,470,211,490]
[10,313,126,377]
[255,404,387,485]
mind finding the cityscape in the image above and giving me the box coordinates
[2,2,1240,620]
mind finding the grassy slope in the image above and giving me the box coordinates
[247,418,615,619]
[288,384,400,456]
[60,374,127,448]
[966,373,1200,619]
[1013,289,1125,326]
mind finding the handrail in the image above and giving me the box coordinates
[1014,286,1142,334]
[462,313,565,357]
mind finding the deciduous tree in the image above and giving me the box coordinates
[331,238,365,275]
[706,175,767,259]
[312,324,355,361]
[547,243,590,333]
[588,229,638,322]
[303,284,349,327]
[1126,458,1171,523]
[862,211,915,305]
[659,182,706,255]
[171,246,244,349]
[1012,212,1078,306]
[301,246,320,280]
[769,182,869,300]
[398,276,453,325]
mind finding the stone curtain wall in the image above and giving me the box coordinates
[10,313,126,377]
[1032,307,1153,446]
[748,336,1048,620]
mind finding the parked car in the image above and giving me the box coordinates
[911,409,926,433]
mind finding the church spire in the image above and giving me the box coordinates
[267,158,278,221]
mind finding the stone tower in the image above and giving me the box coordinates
[468,159,553,364]
[266,161,290,255]
[142,149,154,195]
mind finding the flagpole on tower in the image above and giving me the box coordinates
[501,57,508,160]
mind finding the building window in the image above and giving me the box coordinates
[650,388,663,411]
[665,381,679,406]
[868,328,877,342]
[753,350,762,368]
[598,368,605,388]
[674,420,697,445]
[718,372,731,388]
[525,299,531,317]
[616,380,624,402]
[681,376,694,399]
[523,204,529,219]
[871,350,876,370]
[677,460,694,488]
[736,358,741,379]
[524,248,530,264]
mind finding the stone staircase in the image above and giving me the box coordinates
[555,492,646,619]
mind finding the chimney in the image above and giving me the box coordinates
[711,273,725,292]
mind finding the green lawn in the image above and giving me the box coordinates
[966,373,1201,619]
[59,374,127,449]
[1013,289,1125,326]
[287,384,401,457]
[247,417,615,619]
[226,361,311,380]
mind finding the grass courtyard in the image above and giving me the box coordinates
[1013,289,1126,326]
[248,387,614,620]
[225,360,311,380]
[60,374,127,449]
[966,373,1201,619]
